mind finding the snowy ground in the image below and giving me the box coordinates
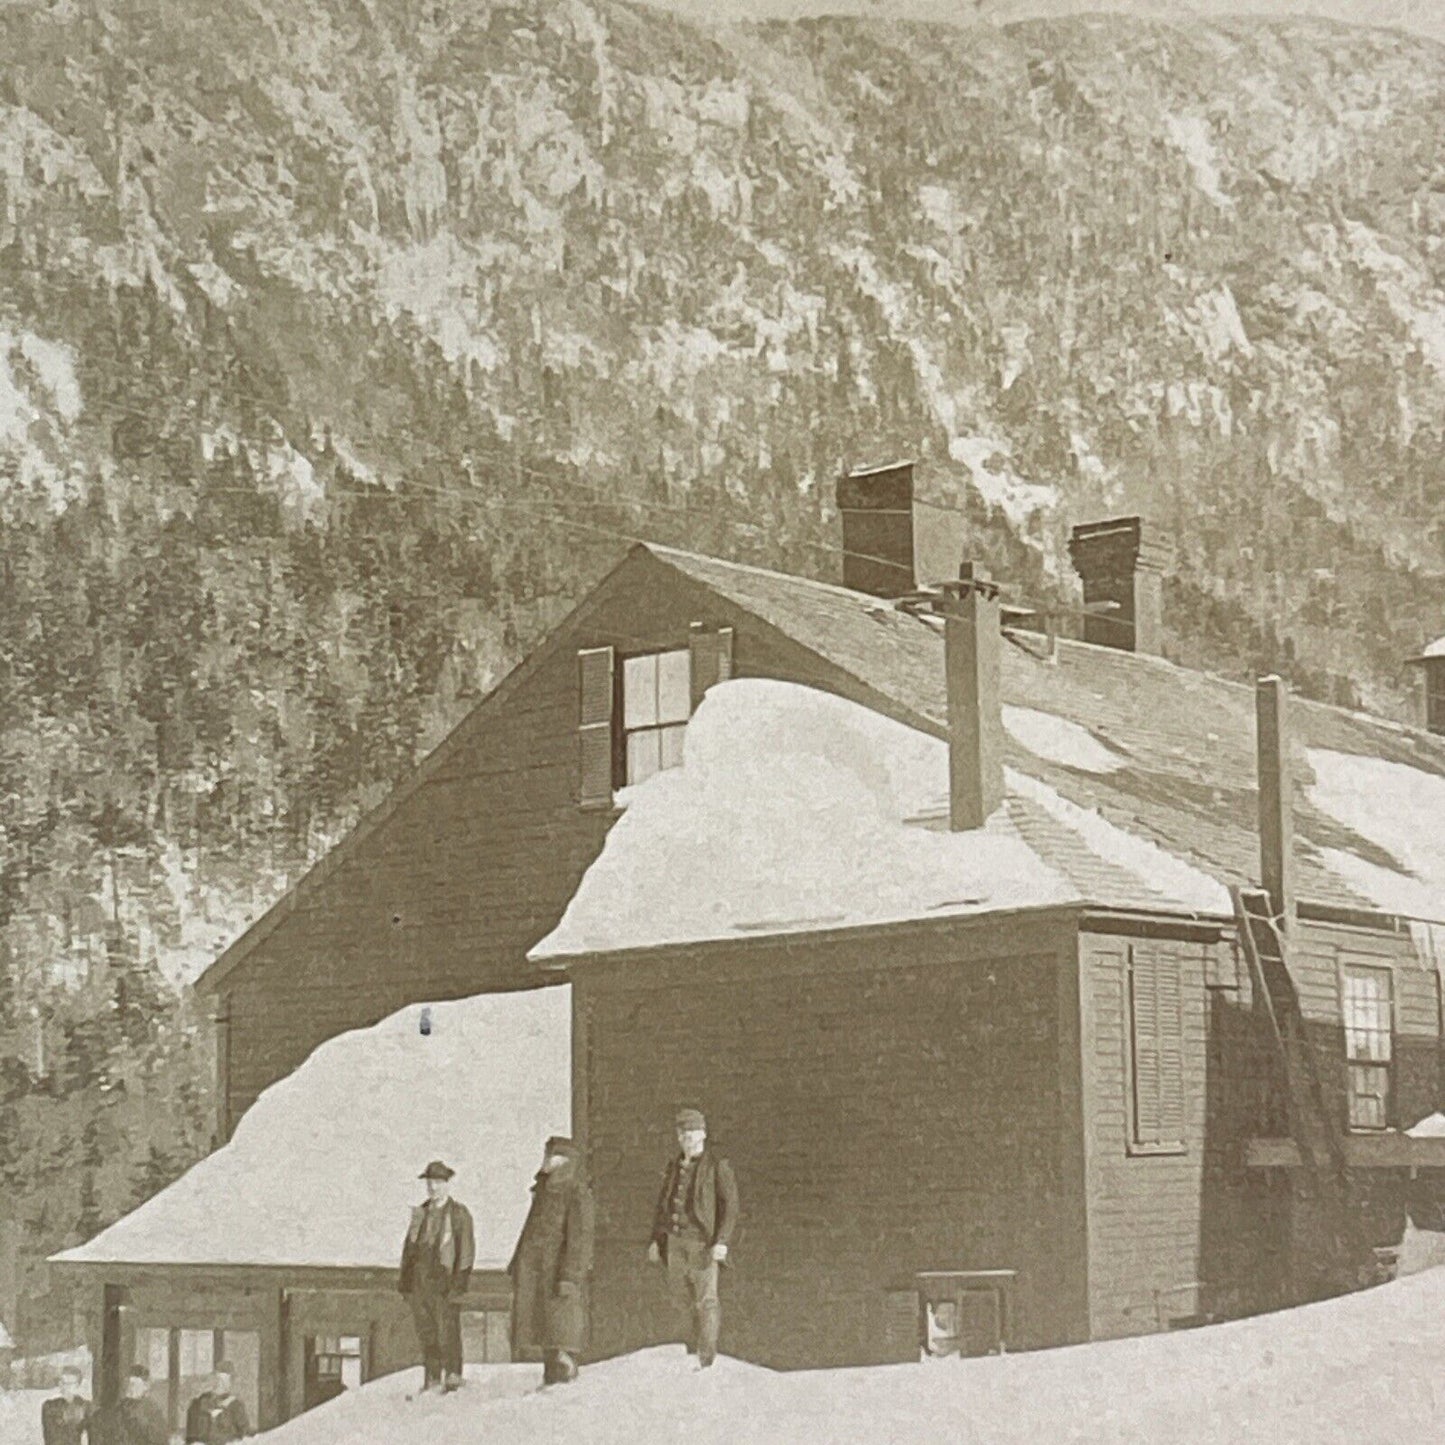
[0,1389,58,1445]
[257,1267,1445,1445]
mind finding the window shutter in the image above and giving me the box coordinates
[1129,945,1185,1150]
[1156,951,1185,1145]
[688,623,735,710]
[1129,947,1161,1146]
[577,646,615,807]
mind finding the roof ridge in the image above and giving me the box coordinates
[648,543,1443,750]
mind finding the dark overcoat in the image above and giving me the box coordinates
[183,1391,248,1444]
[507,1161,595,1355]
[110,1395,170,1445]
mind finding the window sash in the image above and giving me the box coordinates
[623,649,690,730]
[1342,966,1393,1129]
[625,723,686,785]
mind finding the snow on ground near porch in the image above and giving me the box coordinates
[0,1390,54,1445]
[531,679,1231,961]
[258,1269,1445,1445]
[1306,748,1445,923]
[52,986,570,1271]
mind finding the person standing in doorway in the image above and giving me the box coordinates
[508,1136,595,1386]
[399,1160,476,1394]
[646,1108,740,1368]
[40,1363,91,1445]
[110,1366,168,1445]
[184,1362,248,1443]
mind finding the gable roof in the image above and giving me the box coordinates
[647,544,1445,925]
[199,541,1445,992]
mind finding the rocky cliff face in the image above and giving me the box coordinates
[0,0,1443,997]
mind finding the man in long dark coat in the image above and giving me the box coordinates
[646,1107,740,1368]
[109,1367,169,1445]
[183,1363,248,1443]
[399,1159,476,1394]
[508,1136,595,1386]
[40,1364,91,1445]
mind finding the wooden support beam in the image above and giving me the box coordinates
[1256,676,1294,927]
[1246,1134,1445,1169]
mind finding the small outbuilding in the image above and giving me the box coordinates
[50,987,571,1433]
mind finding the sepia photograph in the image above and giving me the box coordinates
[0,0,1443,1438]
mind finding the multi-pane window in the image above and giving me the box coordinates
[576,629,733,807]
[305,1334,363,1408]
[1343,965,1392,1130]
[460,1309,512,1363]
[621,649,690,785]
[1128,945,1186,1154]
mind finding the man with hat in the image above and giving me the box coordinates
[399,1160,476,1394]
[508,1136,595,1386]
[646,1108,739,1368]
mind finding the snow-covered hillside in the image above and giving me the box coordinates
[259,1265,1445,1443]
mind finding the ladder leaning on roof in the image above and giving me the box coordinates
[1231,885,1373,1296]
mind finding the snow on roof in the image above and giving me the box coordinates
[1407,1111,1445,1138]
[260,1269,1445,1444]
[1002,705,1125,774]
[533,680,1079,960]
[530,680,1234,963]
[1008,769,1232,916]
[53,986,571,1271]
[1306,749,1445,922]
[1417,635,1445,661]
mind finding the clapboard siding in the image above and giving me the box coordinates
[1291,920,1441,1134]
[579,913,1089,1369]
[215,549,949,1128]
[1081,933,1225,1338]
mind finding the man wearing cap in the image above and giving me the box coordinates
[399,1160,476,1394]
[508,1136,595,1386]
[646,1108,739,1368]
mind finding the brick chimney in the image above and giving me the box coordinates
[1407,639,1445,736]
[838,461,917,598]
[941,563,1004,830]
[1067,516,1173,654]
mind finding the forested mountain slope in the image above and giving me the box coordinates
[1,0,1443,1322]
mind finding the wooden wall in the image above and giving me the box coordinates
[213,550,897,1126]
[1079,929,1266,1338]
[1080,918,1445,1339]
[577,912,1090,1370]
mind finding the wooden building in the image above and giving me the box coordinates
[51,463,1445,1411]
[51,988,569,1433]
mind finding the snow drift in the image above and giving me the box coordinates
[53,986,571,1270]
[260,1266,1445,1444]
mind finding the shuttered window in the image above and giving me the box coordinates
[688,623,734,710]
[577,646,616,807]
[1128,945,1186,1154]
[576,626,733,803]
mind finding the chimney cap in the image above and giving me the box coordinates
[1068,515,1174,573]
[845,458,915,480]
